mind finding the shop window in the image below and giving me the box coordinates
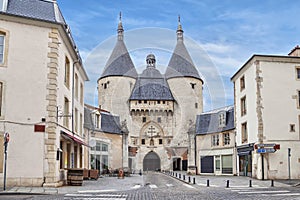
[215,156,220,171]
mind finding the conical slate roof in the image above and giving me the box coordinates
[165,19,202,81]
[100,17,137,79]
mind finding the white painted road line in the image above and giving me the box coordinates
[149,184,158,189]
[132,184,141,189]
[238,190,290,194]
[166,184,174,187]
[183,184,195,189]
[65,194,127,197]
[77,189,118,193]
[266,193,300,196]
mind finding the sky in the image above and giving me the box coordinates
[58,0,300,111]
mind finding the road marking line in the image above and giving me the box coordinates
[132,185,141,189]
[238,190,290,194]
[197,183,218,187]
[77,189,117,193]
[183,184,195,189]
[69,198,126,200]
[263,193,300,196]
[166,184,173,187]
[65,194,127,197]
[149,184,158,189]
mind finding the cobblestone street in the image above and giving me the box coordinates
[1,172,300,200]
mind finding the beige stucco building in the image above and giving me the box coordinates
[0,0,88,187]
[84,105,124,174]
[97,17,203,173]
[231,47,300,180]
[195,106,237,175]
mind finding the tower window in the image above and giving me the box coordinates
[190,83,196,89]
[157,117,161,123]
[195,103,198,109]
[144,100,147,104]
[103,83,107,89]
[290,124,295,132]
[163,101,166,104]
[138,100,142,104]
[159,139,163,145]
[142,117,146,123]
[157,100,160,104]
[141,139,145,145]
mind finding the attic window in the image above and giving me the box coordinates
[219,112,226,127]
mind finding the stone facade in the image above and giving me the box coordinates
[232,51,300,180]
[0,0,88,187]
[98,18,203,172]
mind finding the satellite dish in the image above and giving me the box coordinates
[89,139,96,147]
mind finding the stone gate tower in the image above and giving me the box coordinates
[98,16,203,172]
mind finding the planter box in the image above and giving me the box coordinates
[89,169,99,180]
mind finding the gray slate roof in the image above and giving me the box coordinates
[84,107,122,134]
[196,105,234,135]
[166,40,202,81]
[4,0,65,24]
[100,39,137,79]
[130,67,174,100]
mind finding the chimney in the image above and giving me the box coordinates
[288,45,300,57]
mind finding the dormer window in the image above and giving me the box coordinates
[0,0,8,12]
[219,111,226,127]
[95,114,100,128]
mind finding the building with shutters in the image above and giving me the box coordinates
[97,16,203,173]
[0,0,89,187]
[231,46,300,180]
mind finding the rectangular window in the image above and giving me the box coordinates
[142,117,146,123]
[75,73,78,100]
[95,114,100,128]
[144,100,147,104]
[223,133,230,145]
[0,34,4,64]
[138,100,142,104]
[219,112,226,127]
[159,139,163,145]
[80,83,83,105]
[63,98,69,128]
[163,101,166,104]
[80,113,83,135]
[290,124,295,132]
[141,139,145,145]
[96,141,101,151]
[0,82,2,116]
[241,122,248,143]
[241,96,247,116]
[298,91,300,108]
[222,155,233,174]
[0,134,3,172]
[64,57,70,88]
[195,103,198,109]
[215,156,220,171]
[75,108,78,133]
[157,100,160,104]
[240,76,245,91]
[212,134,219,146]
[296,67,300,80]
[101,143,108,152]
[157,117,161,123]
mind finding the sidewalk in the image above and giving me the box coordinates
[0,174,144,195]
[164,171,299,188]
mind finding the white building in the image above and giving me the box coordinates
[0,0,88,187]
[231,46,300,180]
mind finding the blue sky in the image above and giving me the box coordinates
[58,0,300,111]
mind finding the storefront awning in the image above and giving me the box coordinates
[60,130,90,147]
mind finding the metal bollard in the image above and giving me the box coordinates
[183,175,185,181]
[179,174,181,179]
[193,177,196,184]
[271,180,274,187]
[207,179,210,187]
[249,180,252,187]
[188,176,191,183]
[226,180,230,188]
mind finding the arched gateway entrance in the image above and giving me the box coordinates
[143,151,161,171]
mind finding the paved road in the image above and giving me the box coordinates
[2,172,300,200]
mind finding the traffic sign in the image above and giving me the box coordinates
[256,148,276,154]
